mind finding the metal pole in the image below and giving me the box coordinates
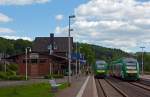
[76,42,78,77]
[25,48,28,80]
[25,47,31,80]
[140,47,145,75]
[68,15,75,85]
[49,63,52,75]
[68,17,71,85]
[4,53,6,72]
[79,46,81,75]
[142,48,143,75]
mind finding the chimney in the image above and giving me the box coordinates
[50,33,54,50]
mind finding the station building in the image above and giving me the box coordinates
[7,33,73,78]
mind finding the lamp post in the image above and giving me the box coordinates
[25,47,31,80]
[68,15,75,85]
[75,42,78,77]
[78,46,83,76]
[140,46,145,75]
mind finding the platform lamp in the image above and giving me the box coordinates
[25,47,31,80]
[68,15,75,86]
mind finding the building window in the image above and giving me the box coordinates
[31,59,38,64]
[40,59,46,63]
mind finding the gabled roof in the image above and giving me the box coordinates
[32,37,73,53]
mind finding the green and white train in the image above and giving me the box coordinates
[94,60,108,78]
[110,57,140,80]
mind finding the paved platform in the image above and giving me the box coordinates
[140,74,150,80]
[55,75,98,97]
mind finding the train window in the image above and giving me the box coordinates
[123,58,138,66]
[126,61,137,66]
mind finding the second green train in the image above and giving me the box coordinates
[110,57,140,80]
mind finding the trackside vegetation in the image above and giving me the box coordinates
[0,82,68,97]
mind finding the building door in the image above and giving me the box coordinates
[30,64,39,77]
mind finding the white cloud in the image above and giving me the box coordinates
[0,0,50,5]
[0,27,15,33]
[55,14,64,21]
[2,35,32,41]
[0,13,12,23]
[55,0,150,52]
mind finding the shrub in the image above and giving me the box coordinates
[44,74,64,79]
[8,75,26,80]
[0,72,8,80]
[8,64,18,71]
[6,70,16,76]
[53,74,64,78]
[0,71,26,80]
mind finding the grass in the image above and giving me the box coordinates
[0,82,68,97]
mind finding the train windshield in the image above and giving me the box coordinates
[97,65,105,69]
[123,58,138,70]
[96,61,106,69]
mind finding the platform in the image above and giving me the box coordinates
[140,74,150,80]
[55,75,98,97]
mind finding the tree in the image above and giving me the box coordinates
[0,37,32,55]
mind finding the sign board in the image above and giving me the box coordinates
[71,53,84,60]
[30,53,39,59]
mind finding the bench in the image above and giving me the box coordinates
[49,79,61,92]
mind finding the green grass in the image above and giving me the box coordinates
[0,82,68,97]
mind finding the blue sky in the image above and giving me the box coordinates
[0,0,88,39]
[0,0,150,52]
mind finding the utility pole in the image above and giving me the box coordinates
[68,15,75,86]
[140,46,145,75]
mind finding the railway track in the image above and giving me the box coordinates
[109,77,150,97]
[138,78,150,87]
[129,82,150,91]
[96,79,128,97]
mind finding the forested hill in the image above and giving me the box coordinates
[0,37,32,55]
[78,43,132,64]
[0,37,130,61]
[91,45,132,61]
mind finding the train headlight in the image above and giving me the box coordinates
[126,66,136,69]
[97,70,105,73]
[126,70,137,73]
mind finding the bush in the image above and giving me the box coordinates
[8,75,26,80]
[44,74,64,79]
[0,71,26,80]
[53,74,64,78]
[0,72,8,80]
[6,70,16,76]
[8,64,18,71]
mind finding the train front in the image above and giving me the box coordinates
[95,60,107,78]
[123,58,140,80]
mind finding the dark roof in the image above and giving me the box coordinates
[32,37,73,53]
[6,51,68,60]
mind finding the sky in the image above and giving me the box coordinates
[0,0,150,53]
